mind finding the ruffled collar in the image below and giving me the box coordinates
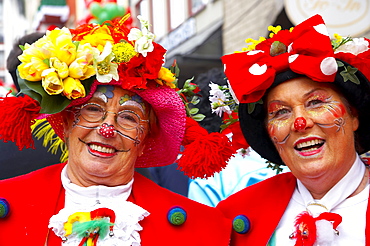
[48,165,149,246]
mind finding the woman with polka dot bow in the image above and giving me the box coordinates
[217,14,370,245]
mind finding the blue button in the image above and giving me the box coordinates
[233,214,250,234]
[0,198,10,218]
[167,206,187,226]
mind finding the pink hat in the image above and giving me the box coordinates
[0,15,234,178]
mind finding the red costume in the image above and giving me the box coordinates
[217,172,370,245]
[0,163,231,245]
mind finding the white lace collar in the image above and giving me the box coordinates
[48,165,149,246]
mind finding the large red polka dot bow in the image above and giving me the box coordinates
[222,14,338,104]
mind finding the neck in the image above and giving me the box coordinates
[66,164,134,187]
[300,156,366,200]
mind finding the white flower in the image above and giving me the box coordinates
[335,37,369,55]
[137,15,150,29]
[209,82,221,95]
[237,147,251,158]
[209,82,233,117]
[93,42,119,83]
[212,104,232,117]
[127,16,155,57]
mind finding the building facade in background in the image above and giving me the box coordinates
[1,0,370,88]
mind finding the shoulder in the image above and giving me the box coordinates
[0,163,65,189]
[218,172,295,209]
[0,163,65,242]
[215,172,296,245]
[131,172,231,246]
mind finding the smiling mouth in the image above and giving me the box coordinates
[89,143,116,154]
[79,138,130,157]
[294,139,325,152]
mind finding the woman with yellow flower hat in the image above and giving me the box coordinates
[0,15,232,245]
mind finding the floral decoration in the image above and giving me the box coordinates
[208,82,249,154]
[16,14,176,114]
[169,61,205,121]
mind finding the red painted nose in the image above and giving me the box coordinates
[294,117,306,131]
[99,123,115,138]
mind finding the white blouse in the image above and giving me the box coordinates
[272,155,369,245]
[48,165,149,246]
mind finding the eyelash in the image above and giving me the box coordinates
[269,107,290,118]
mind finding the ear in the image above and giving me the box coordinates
[350,106,359,132]
[61,111,73,139]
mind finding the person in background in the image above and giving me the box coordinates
[217,14,370,245]
[0,31,61,179]
[0,15,232,245]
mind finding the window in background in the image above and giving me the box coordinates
[170,0,186,29]
[192,0,208,14]
[138,0,150,22]
[152,0,166,38]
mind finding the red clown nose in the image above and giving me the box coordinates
[294,117,307,131]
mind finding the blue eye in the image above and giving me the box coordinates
[308,99,323,107]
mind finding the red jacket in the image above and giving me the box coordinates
[217,172,370,245]
[0,163,231,245]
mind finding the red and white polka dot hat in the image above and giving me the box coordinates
[222,14,370,165]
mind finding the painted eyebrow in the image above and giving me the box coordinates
[89,97,107,106]
[303,88,327,98]
[268,88,327,105]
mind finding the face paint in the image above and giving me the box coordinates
[95,85,115,103]
[267,102,292,144]
[305,91,346,132]
[119,94,146,114]
[265,78,359,181]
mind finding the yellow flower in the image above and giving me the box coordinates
[268,25,282,38]
[242,37,266,51]
[50,57,69,79]
[45,27,77,65]
[18,57,49,81]
[93,42,119,83]
[68,43,96,80]
[80,25,114,52]
[63,77,86,99]
[112,42,137,63]
[41,68,64,95]
[155,67,176,88]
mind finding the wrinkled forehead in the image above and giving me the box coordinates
[90,85,149,115]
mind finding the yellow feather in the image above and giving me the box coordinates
[31,119,69,162]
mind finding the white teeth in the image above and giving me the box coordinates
[90,144,115,154]
[296,139,324,150]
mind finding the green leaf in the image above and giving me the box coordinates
[340,65,360,84]
[247,99,263,114]
[191,97,200,105]
[81,77,95,96]
[43,59,50,67]
[24,80,71,114]
[189,107,199,114]
[18,76,42,103]
[336,60,344,67]
[192,114,206,121]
